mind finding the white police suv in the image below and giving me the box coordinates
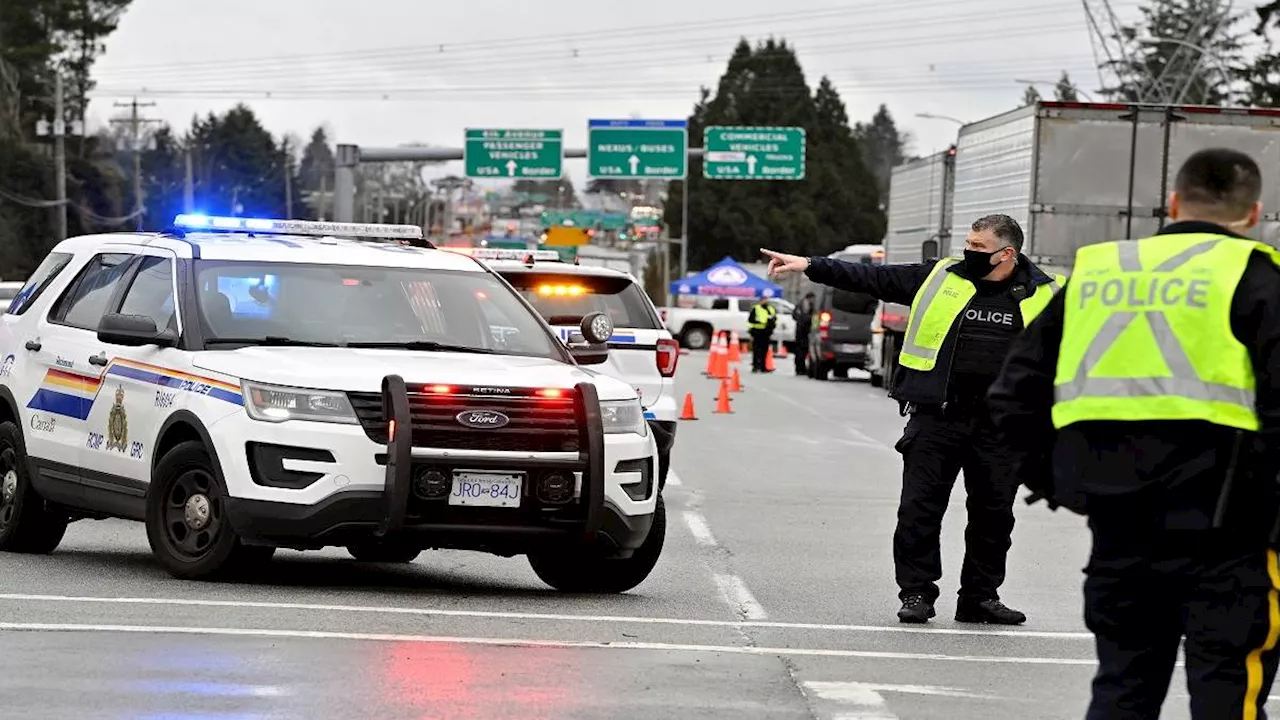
[463,249,679,489]
[0,216,664,593]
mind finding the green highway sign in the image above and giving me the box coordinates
[464,129,563,179]
[703,126,806,180]
[587,119,687,179]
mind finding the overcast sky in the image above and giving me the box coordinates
[84,0,1145,190]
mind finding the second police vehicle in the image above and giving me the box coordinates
[453,248,679,489]
[0,216,665,593]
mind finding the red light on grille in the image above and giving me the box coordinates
[342,278,360,286]
[536,388,564,398]
[425,384,453,394]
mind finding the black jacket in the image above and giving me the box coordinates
[804,252,1058,407]
[986,221,1280,536]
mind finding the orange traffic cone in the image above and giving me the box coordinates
[765,345,776,372]
[711,336,730,379]
[729,367,743,392]
[679,392,698,420]
[777,343,788,359]
[728,333,742,364]
[713,379,733,414]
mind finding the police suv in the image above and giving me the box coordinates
[0,216,664,593]
[458,249,679,488]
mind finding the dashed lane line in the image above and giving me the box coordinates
[714,574,769,620]
[0,622,1100,665]
[0,594,1094,639]
[682,511,719,546]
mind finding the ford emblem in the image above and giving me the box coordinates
[456,410,510,429]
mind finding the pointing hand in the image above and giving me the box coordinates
[761,249,809,278]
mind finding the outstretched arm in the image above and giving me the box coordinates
[760,249,932,306]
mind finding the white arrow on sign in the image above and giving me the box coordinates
[746,154,758,175]
[628,154,640,174]
[505,159,518,177]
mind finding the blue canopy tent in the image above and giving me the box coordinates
[670,257,784,299]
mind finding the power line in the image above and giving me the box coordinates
[109,98,162,231]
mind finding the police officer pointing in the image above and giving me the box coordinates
[763,214,1063,624]
[988,148,1280,718]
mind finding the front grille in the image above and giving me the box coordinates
[348,390,581,453]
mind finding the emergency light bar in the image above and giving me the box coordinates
[172,214,424,241]
[442,248,563,262]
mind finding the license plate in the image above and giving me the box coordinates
[837,343,864,353]
[448,472,523,508]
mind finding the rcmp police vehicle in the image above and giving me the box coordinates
[455,248,679,488]
[0,215,664,593]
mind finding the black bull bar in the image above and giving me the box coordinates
[373,375,606,539]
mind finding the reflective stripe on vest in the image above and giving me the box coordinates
[898,259,1064,372]
[1051,234,1271,431]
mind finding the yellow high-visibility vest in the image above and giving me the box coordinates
[748,303,776,330]
[1051,233,1280,431]
[898,258,1064,372]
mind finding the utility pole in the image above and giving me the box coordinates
[53,74,67,242]
[282,138,293,219]
[111,98,159,231]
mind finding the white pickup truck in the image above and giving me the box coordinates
[658,296,797,350]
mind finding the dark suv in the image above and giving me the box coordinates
[804,246,883,381]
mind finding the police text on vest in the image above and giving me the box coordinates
[964,308,1015,326]
[1077,277,1210,309]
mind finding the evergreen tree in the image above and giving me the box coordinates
[1242,2,1280,106]
[1054,72,1081,101]
[187,105,288,221]
[50,0,133,154]
[853,104,909,202]
[1100,0,1245,105]
[665,38,882,269]
[1022,85,1042,105]
[296,127,335,220]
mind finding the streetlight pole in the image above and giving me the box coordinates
[914,112,965,126]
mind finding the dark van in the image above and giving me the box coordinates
[803,245,883,381]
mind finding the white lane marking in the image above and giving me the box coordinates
[682,511,718,546]
[0,622,1101,665]
[665,471,683,487]
[805,681,999,701]
[0,594,1094,639]
[713,574,769,620]
[753,384,890,450]
[809,681,898,720]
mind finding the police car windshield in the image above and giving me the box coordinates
[193,260,561,359]
[503,272,662,329]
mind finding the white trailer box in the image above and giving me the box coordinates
[950,101,1280,276]
[884,147,956,266]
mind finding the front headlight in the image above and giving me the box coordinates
[242,381,358,424]
[600,399,647,436]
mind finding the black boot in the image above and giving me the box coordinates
[897,593,936,624]
[955,598,1026,625]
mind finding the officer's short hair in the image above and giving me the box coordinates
[971,214,1024,251]
[1174,148,1262,219]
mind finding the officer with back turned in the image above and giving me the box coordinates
[747,296,777,373]
[987,148,1280,718]
[762,214,1064,624]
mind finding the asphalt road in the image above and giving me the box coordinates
[0,353,1251,719]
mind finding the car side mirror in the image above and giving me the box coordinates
[98,312,176,347]
[566,312,612,365]
[922,239,939,263]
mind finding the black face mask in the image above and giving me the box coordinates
[962,249,1002,279]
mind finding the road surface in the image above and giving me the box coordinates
[0,356,1241,719]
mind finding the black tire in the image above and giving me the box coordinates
[833,366,849,379]
[0,421,68,554]
[528,495,666,593]
[681,326,712,351]
[347,539,421,563]
[814,361,831,381]
[146,440,273,580]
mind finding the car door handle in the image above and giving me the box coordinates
[23,340,40,352]
[88,353,108,367]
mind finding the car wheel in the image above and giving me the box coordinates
[814,361,831,381]
[528,495,666,593]
[347,539,421,563]
[681,326,712,350]
[0,421,68,554]
[146,440,274,580]
[833,366,849,379]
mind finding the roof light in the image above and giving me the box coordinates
[448,248,562,262]
[172,214,424,240]
[537,284,585,297]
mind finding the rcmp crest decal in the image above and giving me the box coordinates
[105,385,128,452]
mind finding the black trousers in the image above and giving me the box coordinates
[794,322,811,374]
[1083,511,1280,719]
[892,408,1022,603]
[749,329,771,371]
